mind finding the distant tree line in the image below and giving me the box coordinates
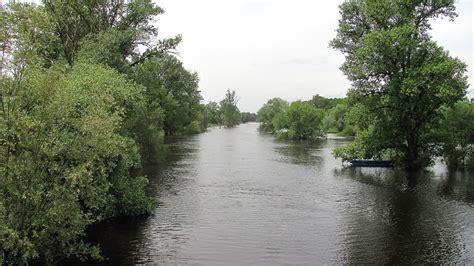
[205,90,256,127]
[257,95,354,140]
[258,94,474,171]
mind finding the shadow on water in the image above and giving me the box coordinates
[84,135,199,265]
[334,167,473,264]
[273,138,325,166]
[438,169,474,205]
[82,124,474,264]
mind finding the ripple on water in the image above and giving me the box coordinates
[87,123,474,265]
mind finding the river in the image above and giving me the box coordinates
[88,122,474,264]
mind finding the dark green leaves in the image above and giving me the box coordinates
[331,0,467,170]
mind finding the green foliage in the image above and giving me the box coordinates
[43,0,181,67]
[0,1,206,263]
[333,125,402,163]
[220,90,241,128]
[273,101,325,140]
[196,104,209,133]
[330,0,468,171]
[322,103,350,134]
[0,2,60,71]
[241,112,257,123]
[256,98,289,132]
[131,54,203,135]
[436,101,474,169]
[0,63,153,263]
[186,120,202,134]
[206,101,221,125]
[310,94,344,110]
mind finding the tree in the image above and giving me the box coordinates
[220,89,240,128]
[206,101,221,125]
[322,103,350,134]
[42,0,181,68]
[131,54,203,136]
[241,112,257,123]
[0,63,153,264]
[0,1,196,263]
[256,98,289,132]
[331,0,468,171]
[436,101,474,169]
[273,101,325,140]
[310,94,344,110]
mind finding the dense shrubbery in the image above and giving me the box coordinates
[1,63,154,263]
[0,1,207,263]
[257,98,289,132]
[256,96,353,140]
[257,93,474,169]
[131,54,203,136]
[436,101,474,169]
[241,112,257,123]
[273,101,325,140]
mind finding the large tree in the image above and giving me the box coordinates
[331,0,468,171]
[256,98,289,132]
[131,54,202,136]
[42,0,181,68]
[206,101,221,125]
[220,90,240,128]
[0,1,195,263]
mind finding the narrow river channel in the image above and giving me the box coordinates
[88,122,474,264]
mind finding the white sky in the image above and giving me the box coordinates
[157,0,474,112]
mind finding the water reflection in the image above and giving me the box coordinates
[438,170,474,205]
[86,123,474,264]
[86,136,200,264]
[335,167,471,264]
[273,139,324,166]
[334,167,407,188]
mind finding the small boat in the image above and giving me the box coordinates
[349,160,393,167]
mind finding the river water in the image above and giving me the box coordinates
[89,122,474,264]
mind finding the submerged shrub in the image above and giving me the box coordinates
[0,63,153,263]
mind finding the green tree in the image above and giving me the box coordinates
[1,63,153,264]
[0,1,206,263]
[220,90,240,128]
[43,0,181,67]
[131,54,203,136]
[322,103,350,134]
[206,101,221,125]
[273,101,325,140]
[241,112,257,123]
[436,101,474,169]
[310,94,344,110]
[256,98,289,132]
[331,0,468,171]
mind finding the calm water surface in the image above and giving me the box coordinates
[89,123,474,264]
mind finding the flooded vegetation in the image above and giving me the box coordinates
[1,0,472,264]
[89,123,474,264]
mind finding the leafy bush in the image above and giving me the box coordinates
[273,101,325,140]
[0,64,153,263]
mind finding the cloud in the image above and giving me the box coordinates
[158,0,473,112]
[283,56,329,66]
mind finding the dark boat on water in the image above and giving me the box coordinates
[350,160,394,167]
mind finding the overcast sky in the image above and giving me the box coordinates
[157,0,473,112]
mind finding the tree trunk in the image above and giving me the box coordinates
[405,134,420,176]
